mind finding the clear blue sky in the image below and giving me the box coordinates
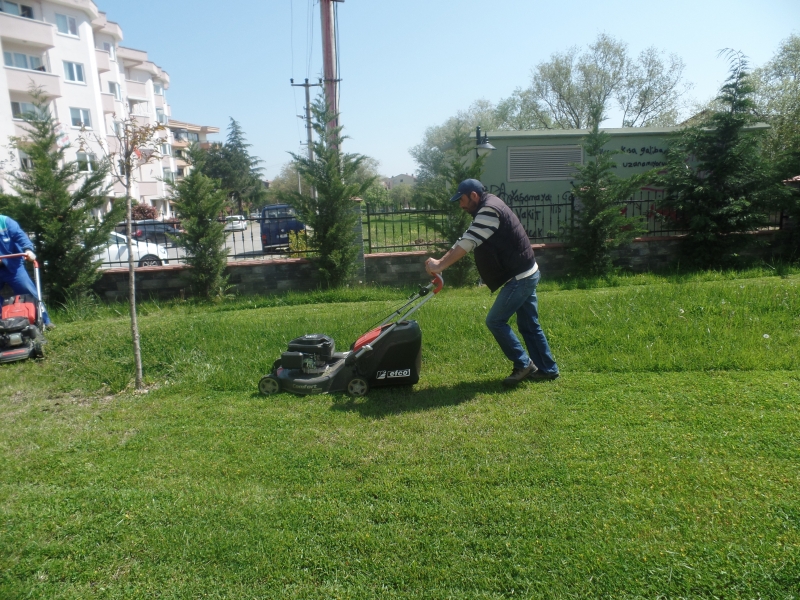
[103,0,799,179]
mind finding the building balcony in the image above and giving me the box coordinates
[126,79,147,99]
[132,114,153,126]
[91,13,123,40]
[5,67,62,98]
[117,46,147,66]
[138,181,160,197]
[100,92,117,114]
[0,12,56,48]
[95,48,111,73]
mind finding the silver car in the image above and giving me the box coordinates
[94,231,170,268]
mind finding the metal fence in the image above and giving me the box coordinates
[96,217,297,269]
[363,192,789,252]
[93,199,789,268]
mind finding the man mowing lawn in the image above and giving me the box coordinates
[425,178,559,386]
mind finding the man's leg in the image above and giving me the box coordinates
[515,271,558,375]
[485,277,532,370]
[0,265,52,326]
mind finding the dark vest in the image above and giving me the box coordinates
[472,193,536,292]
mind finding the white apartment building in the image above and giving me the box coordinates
[0,0,216,219]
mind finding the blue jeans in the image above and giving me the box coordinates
[0,264,52,325]
[485,270,558,374]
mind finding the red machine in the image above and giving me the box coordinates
[0,254,45,363]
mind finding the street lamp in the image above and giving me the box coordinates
[475,126,496,158]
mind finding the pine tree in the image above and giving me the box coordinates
[171,150,228,299]
[0,89,123,304]
[567,106,651,276]
[201,118,265,215]
[277,95,374,288]
[659,51,776,268]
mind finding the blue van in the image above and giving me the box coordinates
[260,204,305,250]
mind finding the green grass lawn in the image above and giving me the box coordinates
[1,271,799,598]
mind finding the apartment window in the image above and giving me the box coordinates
[163,170,175,183]
[18,149,33,171]
[108,81,121,100]
[11,101,47,120]
[63,61,85,83]
[177,167,185,178]
[69,107,91,128]
[153,83,163,96]
[102,42,115,61]
[4,51,43,71]
[55,13,78,36]
[187,132,199,143]
[76,152,98,172]
[160,143,171,156]
[0,2,33,17]
[174,149,184,159]
[156,108,167,125]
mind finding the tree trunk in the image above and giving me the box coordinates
[125,178,144,389]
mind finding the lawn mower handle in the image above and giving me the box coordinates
[431,273,444,294]
[0,253,39,268]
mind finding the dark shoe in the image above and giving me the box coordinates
[529,370,559,381]
[503,361,536,387]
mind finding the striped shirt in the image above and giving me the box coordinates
[454,206,538,281]
[454,206,500,253]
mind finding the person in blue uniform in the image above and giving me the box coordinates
[0,214,53,328]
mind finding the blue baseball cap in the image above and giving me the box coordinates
[449,179,486,202]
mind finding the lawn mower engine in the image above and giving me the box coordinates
[259,275,442,397]
[0,294,44,364]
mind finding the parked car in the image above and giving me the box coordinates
[260,204,305,250]
[94,231,170,268]
[115,219,184,246]
[224,215,248,232]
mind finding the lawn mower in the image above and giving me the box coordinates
[258,274,444,397]
[0,253,46,364]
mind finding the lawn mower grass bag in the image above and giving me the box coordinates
[259,274,443,397]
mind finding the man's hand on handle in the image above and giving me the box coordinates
[24,250,36,263]
[425,257,443,276]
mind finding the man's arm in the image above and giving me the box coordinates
[425,245,467,275]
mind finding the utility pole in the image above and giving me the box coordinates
[290,78,322,164]
[290,77,322,198]
[320,0,342,142]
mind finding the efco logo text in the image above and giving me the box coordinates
[376,370,410,380]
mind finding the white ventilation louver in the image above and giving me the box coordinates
[508,145,582,181]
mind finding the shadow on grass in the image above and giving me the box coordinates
[328,379,513,419]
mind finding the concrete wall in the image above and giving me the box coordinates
[88,238,690,302]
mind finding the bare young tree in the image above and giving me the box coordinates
[91,117,165,389]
